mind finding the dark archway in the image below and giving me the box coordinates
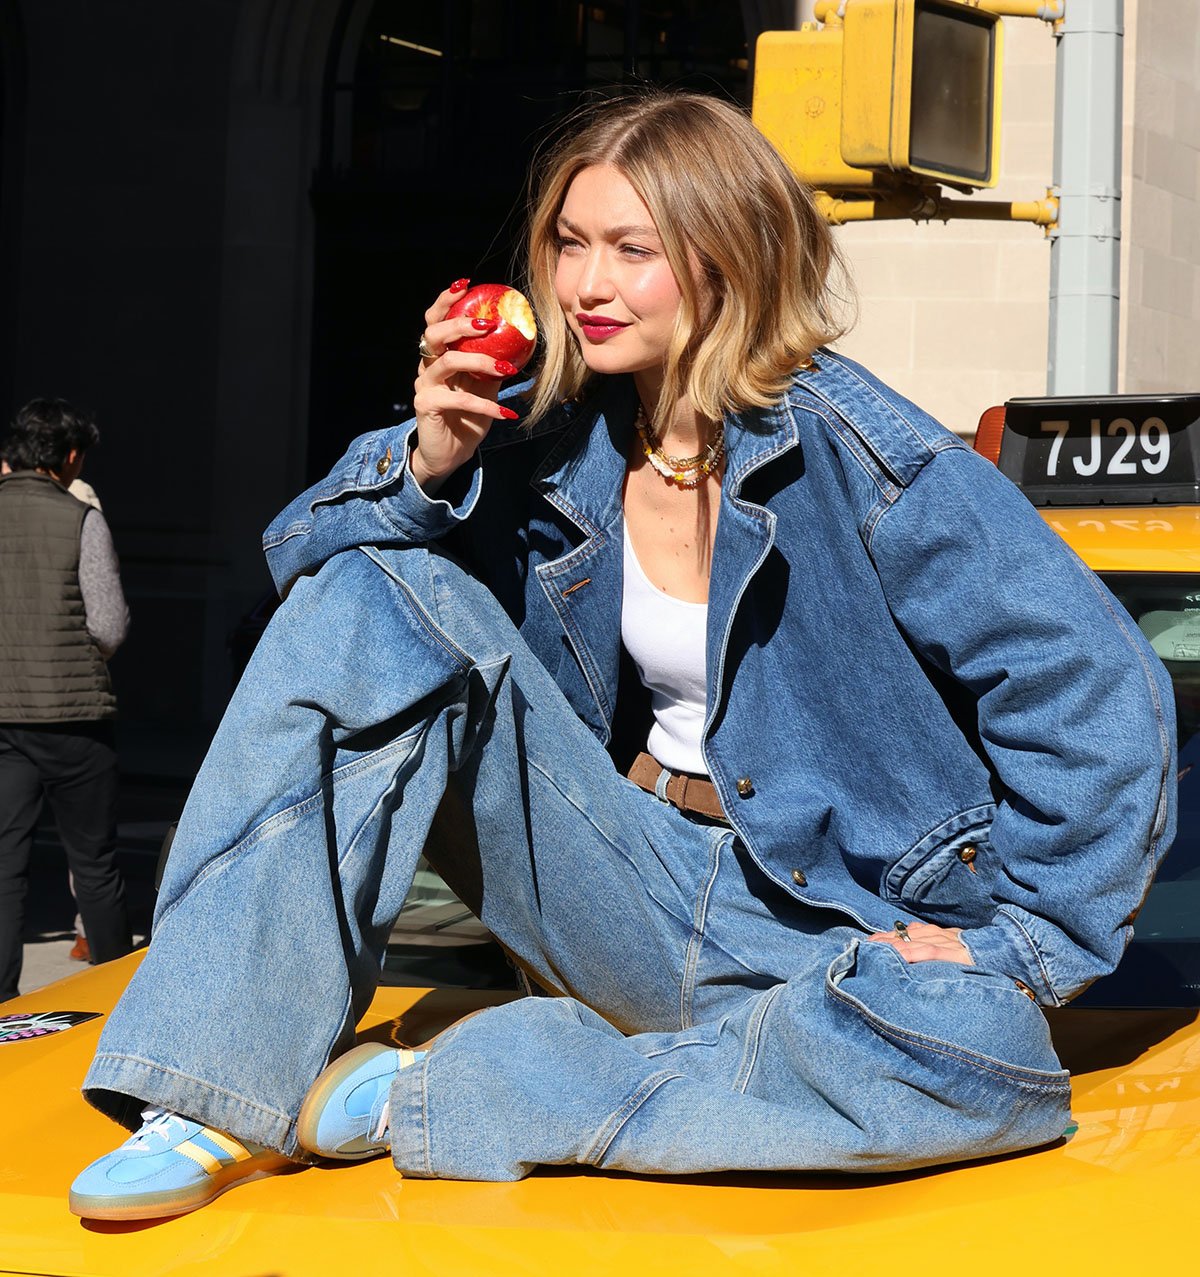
[0,0,26,426]
[306,0,751,481]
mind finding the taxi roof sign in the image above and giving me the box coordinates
[981,394,1200,507]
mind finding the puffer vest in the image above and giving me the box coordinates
[0,470,117,721]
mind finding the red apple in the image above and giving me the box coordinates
[447,284,538,371]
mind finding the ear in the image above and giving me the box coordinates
[65,448,81,467]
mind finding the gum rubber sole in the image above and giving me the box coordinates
[296,1041,396,1160]
[68,1150,293,1221]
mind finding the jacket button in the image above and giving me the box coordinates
[958,844,977,863]
[791,868,807,888]
[736,777,754,797]
[375,446,393,476]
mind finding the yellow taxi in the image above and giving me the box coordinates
[3,393,1200,1277]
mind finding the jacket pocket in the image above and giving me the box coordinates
[883,804,996,919]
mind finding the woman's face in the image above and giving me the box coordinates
[554,164,685,394]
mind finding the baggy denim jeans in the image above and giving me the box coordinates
[84,546,1072,1180]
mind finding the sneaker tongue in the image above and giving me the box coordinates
[127,1107,186,1150]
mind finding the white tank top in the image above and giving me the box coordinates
[621,523,709,775]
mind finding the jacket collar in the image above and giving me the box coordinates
[0,469,70,493]
[530,372,804,527]
[531,375,637,538]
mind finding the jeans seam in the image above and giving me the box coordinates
[733,983,784,1095]
[155,731,424,932]
[358,547,475,672]
[524,756,692,930]
[583,1070,683,1165]
[679,830,725,1030]
[825,981,1070,1090]
[418,1053,433,1176]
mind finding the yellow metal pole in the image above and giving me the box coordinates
[938,194,1059,226]
[964,1,1064,19]
[815,189,1059,227]
[815,190,938,224]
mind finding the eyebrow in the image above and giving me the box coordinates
[556,215,662,241]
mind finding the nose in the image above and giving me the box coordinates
[575,247,614,307]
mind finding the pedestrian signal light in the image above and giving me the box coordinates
[753,0,1004,193]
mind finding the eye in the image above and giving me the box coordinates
[619,244,653,260]
[556,235,584,254]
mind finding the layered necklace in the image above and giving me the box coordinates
[634,403,725,490]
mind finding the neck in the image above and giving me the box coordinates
[634,379,716,452]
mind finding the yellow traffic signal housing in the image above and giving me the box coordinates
[753,25,882,193]
[753,0,1004,193]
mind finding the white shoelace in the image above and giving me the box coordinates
[372,1102,390,1143]
[124,1106,191,1151]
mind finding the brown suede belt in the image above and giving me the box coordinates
[627,751,728,822]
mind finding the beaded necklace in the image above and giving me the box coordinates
[634,404,725,489]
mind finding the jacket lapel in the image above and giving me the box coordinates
[705,401,801,722]
[530,380,802,743]
[531,378,637,738]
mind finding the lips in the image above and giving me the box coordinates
[577,313,630,342]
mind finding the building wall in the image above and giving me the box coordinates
[1123,0,1200,394]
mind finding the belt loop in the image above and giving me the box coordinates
[653,767,671,803]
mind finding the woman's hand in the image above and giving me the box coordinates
[866,920,972,965]
[410,280,521,494]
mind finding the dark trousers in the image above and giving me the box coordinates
[0,722,132,1001]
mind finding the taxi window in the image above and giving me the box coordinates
[1079,572,1200,1008]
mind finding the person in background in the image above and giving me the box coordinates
[0,399,133,1002]
[64,476,103,963]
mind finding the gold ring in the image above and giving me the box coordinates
[418,336,437,360]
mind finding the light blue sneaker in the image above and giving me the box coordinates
[296,1043,425,1160]
[69,1108,289,1220]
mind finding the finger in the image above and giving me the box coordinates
[901,942,972,965]
[867,934,970,964]
[424,314,499,353]
[420,350,518,384]
[419,385,520,422]
[902,921,962,939]
[422,277,472,328]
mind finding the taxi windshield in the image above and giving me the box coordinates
[1080,572,1200,1008]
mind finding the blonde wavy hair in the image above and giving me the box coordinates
[524,89,850,425]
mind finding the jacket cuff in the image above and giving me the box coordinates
[261,423,483,597]
[380,424,482,537]
[960,911,1061,1007]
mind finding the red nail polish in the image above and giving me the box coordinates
[450,278,470,292]
[498,406,519,420]
[471,317,495,331]
[494,360,518,376]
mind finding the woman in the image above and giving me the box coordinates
[71,91,1175,1218]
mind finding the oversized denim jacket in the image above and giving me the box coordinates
[264,350,1177,1007]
